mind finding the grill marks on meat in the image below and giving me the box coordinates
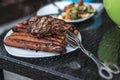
[12,23,29,33]
[4,32,66,54]
[30,16,65,37]
[10,32,66,46]
[12,16,78,37]
[5,39,66,54]
[4,16,79,54]
[31,16,48,35]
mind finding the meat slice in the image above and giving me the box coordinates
[12,16,78,37]
[30,16,66,37]
[4,32,67,54]
[4,39,66,54]
[5,15,79,54]
[6,32,66,47]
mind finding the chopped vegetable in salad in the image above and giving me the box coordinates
[58,0,94,21]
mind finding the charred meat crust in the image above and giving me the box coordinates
[4,38,66,54]
[6,32,66,47]
[4,32,67,54]
[5,16,79,54]
[12,16,78,37]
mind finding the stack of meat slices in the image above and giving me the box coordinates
[4,16,78,54]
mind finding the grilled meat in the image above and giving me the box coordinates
[12,16,78,37]
[5,15,79,54]
[4,32,66,54]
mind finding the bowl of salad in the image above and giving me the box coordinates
[54,0,95,23]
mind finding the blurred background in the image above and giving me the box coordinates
[0,0,46,24]
[0,0,102,25]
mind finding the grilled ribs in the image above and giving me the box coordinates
[13,16,78,37]
[4,16,79,54]
[4,32,66,54]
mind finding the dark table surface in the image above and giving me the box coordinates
[0,0,120,80]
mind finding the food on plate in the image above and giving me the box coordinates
[4,32,66,54]
[13,16,78,37]
[57,0,94,21]
[4,16,78,54]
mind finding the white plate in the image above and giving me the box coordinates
[4,30,81,58]
[36,1,96,23]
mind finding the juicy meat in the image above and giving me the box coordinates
[31,16,65,37]
[12,16,78,37]
[4,32,67,54]
[5,15,79,54]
